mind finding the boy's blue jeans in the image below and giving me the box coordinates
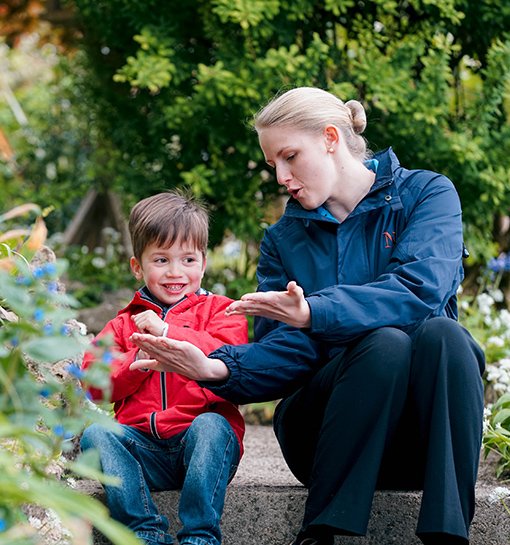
[80,412,240,545]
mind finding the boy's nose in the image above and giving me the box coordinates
[165,263,181,276]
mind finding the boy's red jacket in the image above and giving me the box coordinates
[82,288,248,453]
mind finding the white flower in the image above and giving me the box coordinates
[374,20,384,32]
[500,309,510,328]
[91,256,106,269]
[489,486,510,503]
[477,293,495,315]
[499,358,510,370]
[490,288,505,303]
[484,315,495,327]
[487,336,505,347]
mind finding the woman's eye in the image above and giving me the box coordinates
[286,154,295,162]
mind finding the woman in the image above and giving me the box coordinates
[130,87,485,545]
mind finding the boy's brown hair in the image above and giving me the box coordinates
[128,190,209,260]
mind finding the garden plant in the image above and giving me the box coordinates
[0,204,141,544]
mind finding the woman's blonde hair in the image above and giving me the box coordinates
[254,87,370,160]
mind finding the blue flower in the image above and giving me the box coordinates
[33,263,57,278]
[0,518,6,532]
[39,387,51,398]
[15,275,31,285]
[53,425,74,440]
[33,308,45,322]
[67,363,85,379]
[488,253,510,273]
[102,350,114,364]
[47,281,59,294]
[43,263,57,276]
[10,337,19,347]
[43,323,53,336]
[53,425,65,436]
[60,324,70,335]
[32,267,45,279]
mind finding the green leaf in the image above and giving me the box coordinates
[22,335,83,363]
[68,449,121,486]
[493,408,510,427]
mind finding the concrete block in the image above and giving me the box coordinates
[84,425,510,545]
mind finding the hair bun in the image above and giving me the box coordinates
[345,100,367,134]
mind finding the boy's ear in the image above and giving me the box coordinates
[201,255,207,278]
[130,256,144,280]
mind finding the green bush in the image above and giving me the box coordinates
[0,205,141,545]
[459,264,510,479]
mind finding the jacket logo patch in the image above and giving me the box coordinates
[383,231,396,248]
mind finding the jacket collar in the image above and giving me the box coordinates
[118,286,210,317]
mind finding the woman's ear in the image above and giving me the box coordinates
[130,256,144,281]
[323,124,340,151]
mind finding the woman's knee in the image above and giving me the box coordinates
[353,327,412,382]
[415,316,463,343]
[413,317,485,377]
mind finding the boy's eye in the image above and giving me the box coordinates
[184,257,197,264]
[155,257,167,264]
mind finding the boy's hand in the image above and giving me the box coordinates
[225,281,311,328]
[132,310,166,336]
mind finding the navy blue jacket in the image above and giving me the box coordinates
[205,148,464,404]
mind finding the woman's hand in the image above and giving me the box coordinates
[129,333,230,381]
[225,281,311,328]
[132,310,166,336]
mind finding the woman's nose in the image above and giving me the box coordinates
[276,166,291,187]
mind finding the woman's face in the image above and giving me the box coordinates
[257,125,338,210]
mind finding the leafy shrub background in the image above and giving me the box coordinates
[0,205,141,545]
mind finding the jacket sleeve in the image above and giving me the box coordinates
[203,246,323,405]
[81,316,153,403]
[308,173,464,343]
[165,297,248,353]
[204,326,323,404]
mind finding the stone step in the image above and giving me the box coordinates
[82,425,510,545]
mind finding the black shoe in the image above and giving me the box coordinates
[289,531,334,545]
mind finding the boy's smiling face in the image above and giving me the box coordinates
[130,239,206,306]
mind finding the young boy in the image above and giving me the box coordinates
[80,191,248,545]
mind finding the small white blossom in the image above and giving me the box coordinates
[490,288,505,303]
[500,309,510,328]
[477,293,495,315]
[487,336,505,347]
[489,486,510,503]
[91,256,106,269]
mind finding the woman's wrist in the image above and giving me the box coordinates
[204,358,231,381]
